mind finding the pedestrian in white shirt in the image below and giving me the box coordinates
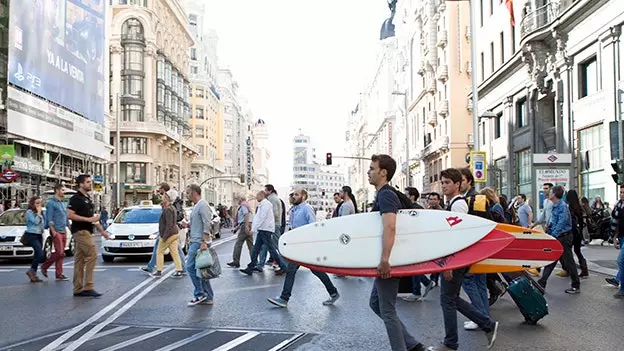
[240,191,287,276]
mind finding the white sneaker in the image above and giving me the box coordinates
[400,294,422,302]
[464,321,479,330]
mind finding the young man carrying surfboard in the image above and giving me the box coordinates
[427,168,499,351]
[267,188,340,308]
[366,154,426,351]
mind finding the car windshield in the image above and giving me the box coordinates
[0,210,26,226]
[114,208,161,224]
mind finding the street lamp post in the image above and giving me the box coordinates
[392,90,411,187]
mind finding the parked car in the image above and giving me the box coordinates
[101,203,188,263]
[0,209,74,260]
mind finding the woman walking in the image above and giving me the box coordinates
[562,190,589,278]
[25,196,45,283]
[151,189,184,278]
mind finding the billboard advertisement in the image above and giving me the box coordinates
[7,87,109,160]
[7,0,105,125]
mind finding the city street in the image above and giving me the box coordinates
[0,230,621,351]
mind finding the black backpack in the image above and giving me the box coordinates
[449,194,494,221]
[390,188,421,210]
[173,198,185,223]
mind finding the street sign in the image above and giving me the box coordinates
[0,169,20,183]
[470,151,487,183]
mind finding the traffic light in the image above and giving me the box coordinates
[326,153,333,165]
[611,160,624,185]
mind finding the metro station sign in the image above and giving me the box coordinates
[1,169,21,183]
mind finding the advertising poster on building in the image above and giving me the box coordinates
[7,0,105,124]
[535,168,570,217]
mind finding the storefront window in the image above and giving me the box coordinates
[495,158,508,197]
[579,125,605,200]
[516,149,531,196]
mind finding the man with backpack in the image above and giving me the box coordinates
[367,154,426,351]
[427,168,498,351]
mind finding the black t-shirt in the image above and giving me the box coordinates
[68,191,95,233]
[372,184,402,214]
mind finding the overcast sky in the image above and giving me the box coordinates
[203,0,389,188]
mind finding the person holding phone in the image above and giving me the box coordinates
[25,196,45,283]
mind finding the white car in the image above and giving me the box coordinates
[0,209,74,260]
[101,204,188,263]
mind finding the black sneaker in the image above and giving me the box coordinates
[239,268,253,276]
[565,287,580,294]
[227,262,240,268]
[606,277,619,287]
[253,267,263,272]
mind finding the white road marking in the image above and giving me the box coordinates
[62,269,176,351]
[39,271,163,351]
[52,326,131,351]
[152,330,216,351]
[267,333,306,351]
[210,332,260,351]
[126,268,140,272]
[0,329,71,351]
[0,269,15,272]
[99,328,171,351]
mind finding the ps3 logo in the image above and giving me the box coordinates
[14,63,42,89]
[339,233,351,245]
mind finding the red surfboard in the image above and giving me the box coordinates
[285,228,515,277]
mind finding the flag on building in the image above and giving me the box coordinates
[506,0,516,26]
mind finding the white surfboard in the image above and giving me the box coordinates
[279,209,497,268]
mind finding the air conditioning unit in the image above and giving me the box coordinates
[467,133,474,147]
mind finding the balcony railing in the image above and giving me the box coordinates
[520,2,564,39]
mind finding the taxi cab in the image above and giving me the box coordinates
[101,201,187,263]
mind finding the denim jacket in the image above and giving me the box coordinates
[46,197,69,232]
[26,209,44,235]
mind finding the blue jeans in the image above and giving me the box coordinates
[247,230,286,270]
[617,242,624,293]
[146,237,186,273]
[440,268,496,350]
[186,242,213,299]
[462,274,489,316]
[411,275,431,296]
[257,226,281,268]
[26,233,44,272]
[369,277,421,351]
[280,262,337,300]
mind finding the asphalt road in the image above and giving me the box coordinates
[0,230,621,350]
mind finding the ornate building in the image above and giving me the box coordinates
[108,0,198,205]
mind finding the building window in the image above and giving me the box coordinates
[579,56,598,98]
[121,162,147,184]
[480,0,484,26]
[196,88,204,98]
[195,126,205,138]
[122,104,144,122]
[480,52,484,82]
[195,107,204,119]
[516,98,527,129]
[516,149,531,196]
[121,18,144,41]
[579,125,605,200]
[495,158,508,196]
[190,48,197,60]
[122,75,143,98]
[500,32,505,63]
[189,14,198,25]
[123,45,144,71]
[490,42,495,72]
[494,112,502,139]
[511,24,516,52]
[121,137,148,154]
[490,0,494,15]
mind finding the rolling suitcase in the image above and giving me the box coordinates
[501,271,545,295]
[505,276,549,324]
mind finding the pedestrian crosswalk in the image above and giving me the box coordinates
[0,324,311,351]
